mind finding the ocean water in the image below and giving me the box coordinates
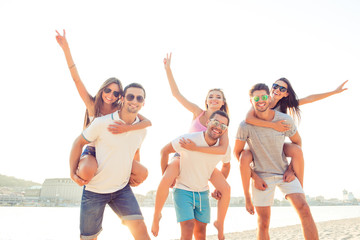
[0,205,359,239]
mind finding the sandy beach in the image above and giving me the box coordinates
[204,217,360,240]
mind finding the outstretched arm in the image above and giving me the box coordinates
[164,53,203,118]
[108,113,152,134]
[245,107,290,132]
[179,130,229,154]
[56,29,94,114]
[299,80,348,106]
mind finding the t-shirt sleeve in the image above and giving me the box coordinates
[284,116,297,137]
[221,146,232,163]
[82,118,101,142]
[235,121,248,141]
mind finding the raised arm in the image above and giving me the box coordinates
[160,142,176,174]
[108,113,152,134]
[56,29,94,114]
[164,53,203,117]
[245,107,290,132]
[179,130,229,154]
[298,80,348,106]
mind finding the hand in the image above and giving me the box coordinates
[129,174,142,187]
[108,121,130,134]
[245,197,255,215]
[273,120,290,132]
[283,166,296,182]
[71,173,88,186]
[179,138,197,151]
[253,175,268,191]
[55,29,69,50]
[211,189,222,200]
[334,80,349,94]
[163,53,172,70]
[170,179,176,188]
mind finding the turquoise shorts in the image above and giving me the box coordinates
[173,188,210,223]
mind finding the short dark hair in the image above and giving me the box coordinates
[209,110,230,126]
[124,83,146,98]
[249,83,270,97]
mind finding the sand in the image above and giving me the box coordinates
[203,217,360,240]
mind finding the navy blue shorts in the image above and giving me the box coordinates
[80,146,96,158]
[80,184,143,239]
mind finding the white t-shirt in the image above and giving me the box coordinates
[172,132,231,192]
[82,111,146,193]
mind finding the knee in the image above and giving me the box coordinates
[297,201,312,217]
[258,216,270,230]
[284,143,303,158]
[240,150,253,168]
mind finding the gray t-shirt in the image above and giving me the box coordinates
[236,111,297,178]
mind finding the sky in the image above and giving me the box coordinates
[0,0,359,200]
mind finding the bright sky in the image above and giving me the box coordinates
[1,0,359,200]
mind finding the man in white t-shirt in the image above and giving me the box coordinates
[157,110,231,240]
[69,83,151,240]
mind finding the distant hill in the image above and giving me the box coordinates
[0,174,41,188]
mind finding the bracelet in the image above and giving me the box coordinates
[69,64,76,69]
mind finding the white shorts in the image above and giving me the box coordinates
[252,175,304,207]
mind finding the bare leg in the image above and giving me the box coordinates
[180,219,195,240]
[77,155,98,181]
[124,219,151,240]
[255,206,271,240]
[239,150,255,215]
[209,169,230,240]
[151,158,180,237]
[284,143,304,187]
[130,160,148,186]
[193,220,207,240]
[287,193,318,240]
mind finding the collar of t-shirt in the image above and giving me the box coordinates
[111,111,140,125]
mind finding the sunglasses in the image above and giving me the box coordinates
[272,83,287,92]
[253,95,268,102]
[104,88,120,98]
[209,119,228,131]
[125,94,144,103]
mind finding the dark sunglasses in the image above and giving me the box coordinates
[104,87,120,98]
[125,94,144,103]
[272,83,287,92]
[209,119,228,131]
[253,95,268,102]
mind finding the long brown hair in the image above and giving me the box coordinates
[205,88,229,115]
[83,77,123,128]
[272,78,301,122]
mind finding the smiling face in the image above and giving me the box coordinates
[205,113,229,140]
[251,90,271,112]
[122,87,145,114]
[206,90,225,110]
[271,80,289,101]
[102,83,121,105]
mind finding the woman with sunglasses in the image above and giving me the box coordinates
[241,78,348,194]
[152,53,230,240]
[56,30,151,186]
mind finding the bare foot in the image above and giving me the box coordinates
[214,220,225,240]
[151,213,162,237]
[245,198,255,215]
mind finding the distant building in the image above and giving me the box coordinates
[40,178,82,203]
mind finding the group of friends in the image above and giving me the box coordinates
[56,30,348,240]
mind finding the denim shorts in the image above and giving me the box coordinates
[173,188,210,223]
[80,184,143,240]
[80,146,96,158]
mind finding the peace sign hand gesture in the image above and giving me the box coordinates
[55,29,69,50]
[163,53,172,70]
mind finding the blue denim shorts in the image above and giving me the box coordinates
[80,184,143,240]
[80,146,96,158]
[173,188,210,223]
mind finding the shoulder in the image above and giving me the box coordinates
[274,111,293,123]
